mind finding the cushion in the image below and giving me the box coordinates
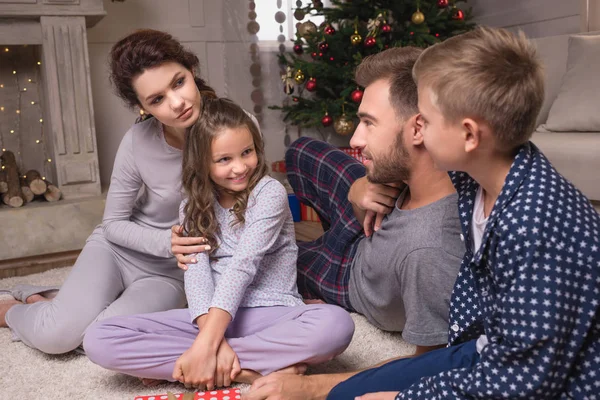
[532,130,600,201]
[541,34,600,132]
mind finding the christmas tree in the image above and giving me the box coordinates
[273,0,475,136]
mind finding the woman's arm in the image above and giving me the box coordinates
[101,130,173,257]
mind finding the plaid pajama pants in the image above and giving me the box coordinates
[285,137,366,311]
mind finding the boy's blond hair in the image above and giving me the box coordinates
[413,26,544,149]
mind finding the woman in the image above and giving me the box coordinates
[0,29,214,355]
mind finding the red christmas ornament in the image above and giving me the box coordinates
[350,88,364,103]
[437,0,449,8]
[364,36,376,48]
[324,25,336,35]
[318,41,329,52]
[305,78,317,92]
[453,9,465,20]
[329,56,335,61]
[293,96,300,102]
[435,33,440,37]
[319,52,323,57]
[381,24,392,33]
[311,51,318,59]
[321,113,333,127]
[293,44,304,55]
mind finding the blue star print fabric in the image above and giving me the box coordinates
[396,143,600,399]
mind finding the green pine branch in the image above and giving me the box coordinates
[271,0,475,131]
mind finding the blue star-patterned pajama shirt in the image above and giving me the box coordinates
[328,143,599,400]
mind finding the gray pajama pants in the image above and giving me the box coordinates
[83,304,355,379]
[5,230,186,354]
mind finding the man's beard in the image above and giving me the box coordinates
[367,134,411,184]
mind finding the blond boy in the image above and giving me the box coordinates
[393,26,600,399]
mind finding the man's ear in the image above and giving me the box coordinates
[462,118,481,153]
[412,114,424,145]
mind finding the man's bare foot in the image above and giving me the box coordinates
[0,299,22,328]
[139,377,167,387]
[303,299,326,305]
[25,294,52,304]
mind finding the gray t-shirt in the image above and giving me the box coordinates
[348,190,464,346]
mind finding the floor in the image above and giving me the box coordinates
[294,220,324,242]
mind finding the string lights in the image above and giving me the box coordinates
[0,44,52,184]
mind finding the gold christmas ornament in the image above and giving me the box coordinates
[411,10,425,24]
[297,21,318,37]
[350,32,363,46]
[334,114,355,135]
[294,69,306,84]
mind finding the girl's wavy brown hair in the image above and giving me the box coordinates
[181,98,267,253]
[109,29,216,111]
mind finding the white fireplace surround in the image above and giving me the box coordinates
[0,0,106,199]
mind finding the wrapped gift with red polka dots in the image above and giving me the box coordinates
[135,388,241,400]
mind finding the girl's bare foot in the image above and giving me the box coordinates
[277,363,308,375]
[0,299,22,327]
[140,378,167,387]
[25,294,52,304]
[235,369,262,385]
[303,298,326,305]
[234,363,308,385]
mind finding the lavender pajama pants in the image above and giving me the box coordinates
[83,303,354,380]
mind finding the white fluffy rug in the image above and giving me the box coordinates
[0,267,414,400]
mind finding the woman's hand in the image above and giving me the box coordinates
[170,225,211,270]
[173,340,218,390]
[215,339,242,387]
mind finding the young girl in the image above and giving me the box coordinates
[83,98,355,390]
[0,29,214,354]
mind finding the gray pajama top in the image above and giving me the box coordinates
[181,176,304,322]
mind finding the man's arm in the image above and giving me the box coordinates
[348,177,403,236]
[242,348,443,400]
[243,370,376,400]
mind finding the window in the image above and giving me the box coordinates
[255,0,327,43]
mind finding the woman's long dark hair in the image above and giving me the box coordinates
[181,98,268,253]
[109,29,216,112]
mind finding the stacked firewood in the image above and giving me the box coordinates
[0,150,62,208]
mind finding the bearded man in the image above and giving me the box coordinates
[285,46,463,355]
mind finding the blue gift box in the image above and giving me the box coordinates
[287,193,301,222]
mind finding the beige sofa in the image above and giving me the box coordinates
[530,31,600,207]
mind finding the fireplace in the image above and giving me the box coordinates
[0,0,106,201]
[0,0,106,268]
